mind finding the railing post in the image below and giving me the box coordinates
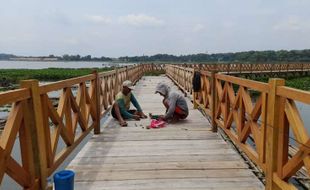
[286,63,289,72]
[266,78,285,190]
[183,68,186,90]
[140,64,144,78]
[211,71,217,132]
[20,80,48,190]
[92,71,101,134]
[193,69,198,109]
[125,66,129,80]
[115,67,119,92]
[193,91,198,109]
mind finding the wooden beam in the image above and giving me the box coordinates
[211,71,217,132]
[92,71,101,134]
[20,80,48,189]
[265,78,285,190]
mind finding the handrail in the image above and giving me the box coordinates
[166,64,310,190]
[178,62,310,73]
[0,64,162,189]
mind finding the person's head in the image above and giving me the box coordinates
[155,82,170,97]
[122,80,134,95]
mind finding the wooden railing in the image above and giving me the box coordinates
[166,64,310,190]
[0,63,307,189]
[180,62,310,73]
[165,65,193,95]
[0,88,39,189]
[271,86,310,190]
[0,64,147,189]
[141,63,165,72]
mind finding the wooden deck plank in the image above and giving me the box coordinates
[74,178,264,190]
[69,154,242,165]
[67,76,264,189]
[73,169,256,181]
[68,160,248,171]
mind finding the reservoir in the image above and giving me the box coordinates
[0,60,134,69]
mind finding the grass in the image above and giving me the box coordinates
[250,76,310,91]
[0,68,308,91]
[0,68,113,83]
[285,77,310,91]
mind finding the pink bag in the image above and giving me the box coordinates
[150,119,166,128]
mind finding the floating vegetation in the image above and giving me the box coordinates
[0,67,113,84]
[249,76,310,91]
[144,70,165,76]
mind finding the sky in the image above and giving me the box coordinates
[0,0,310,57]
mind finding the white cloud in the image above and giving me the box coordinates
[119,14,164,27]
[222,21,236,29]
[64,38,80,45]
[193,24,205,32]
[273,16,308,31]
[85,15,112,24]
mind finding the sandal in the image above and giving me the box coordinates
[140,115,148,119]
[119,121,128,127]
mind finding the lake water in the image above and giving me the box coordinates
[0,60,134,69]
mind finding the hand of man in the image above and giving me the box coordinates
[132,115,141,120]
[138,112,147,119]
[158,115,166,121]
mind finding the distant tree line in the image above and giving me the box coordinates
[0,53,112,61]
[59,54,113,61]
[119,49,310,62]
[2,49,310,62]
[0,53,17,60]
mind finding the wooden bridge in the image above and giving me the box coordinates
[0,63,309,190]
[180,62,310,78]
[67,76,264,190]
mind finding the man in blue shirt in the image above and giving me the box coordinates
[112,80,147,126]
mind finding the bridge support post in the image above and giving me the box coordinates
[211,71,218,132]
[20,80,48,190]
[265,78,285,190]
[92,71,101,134]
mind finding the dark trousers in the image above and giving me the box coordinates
[111,108,136,119]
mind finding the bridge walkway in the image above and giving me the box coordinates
[67,76,264,190]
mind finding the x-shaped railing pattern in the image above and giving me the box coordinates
[0,64,150,189]
[166,64,310,190]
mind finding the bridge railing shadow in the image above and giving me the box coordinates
[166,64,310,190]
[0,64,163,189]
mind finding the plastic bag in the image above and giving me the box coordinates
[149,119,166,128]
